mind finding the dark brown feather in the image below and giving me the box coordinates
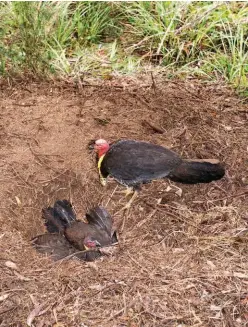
[33,200,117,261]
[32,234,101,261]
[64,220,113,250]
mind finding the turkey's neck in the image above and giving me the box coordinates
[98,144,110,158]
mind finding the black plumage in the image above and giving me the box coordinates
[168,159,225,184]
[98,139,225,188]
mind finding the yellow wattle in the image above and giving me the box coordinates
[97,154,107,186]
[97,154,105,169]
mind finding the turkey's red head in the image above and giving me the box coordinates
[94,139,110,158]
[84,236,101,249]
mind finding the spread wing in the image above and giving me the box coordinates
[53,200,76,224]
[86,206,113,235]
[42,200,76,233]
[32,234,77,261]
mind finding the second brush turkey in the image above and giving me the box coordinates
[32,200,118,261]
[92,139,225,195]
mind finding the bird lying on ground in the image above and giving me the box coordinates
[89,138,225,208]
[32,200,118,261]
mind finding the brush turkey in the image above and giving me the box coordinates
[32,200,118,261]
[90,139,225,208]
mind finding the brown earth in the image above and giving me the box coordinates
[0,76,248,327]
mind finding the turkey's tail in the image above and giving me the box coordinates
[168,159,225,184]
[42,200,76,234]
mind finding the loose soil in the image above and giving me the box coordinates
[0,76,247,327]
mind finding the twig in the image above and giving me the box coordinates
[57,249,99,261]
[126,90,153,110]
[9,165,33,188]
[142,119,164,134]
[0,305,18,315]
[3,131,39,145]
[208,190,248,203]
[150,71,156,92]
[39,169,70,184]
[11,102,35,107]
[21,86,32,93]
[136,208,157,228]
[28,143,59,172]
[146,201,206,233]
[144,310,185,321]
[106,298,136,322]
[104,185,119,208]
[120,208,131,233]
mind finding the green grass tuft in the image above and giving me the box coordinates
[0,1,247,93]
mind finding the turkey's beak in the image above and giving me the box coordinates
[88,140,96,151]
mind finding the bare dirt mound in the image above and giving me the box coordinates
[0,77,247,327]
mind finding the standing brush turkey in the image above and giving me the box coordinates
[90,139,225,207]
[32,200,118,261]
